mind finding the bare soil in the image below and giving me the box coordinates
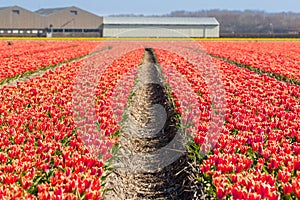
[104,48,208,200]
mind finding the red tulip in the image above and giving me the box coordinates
[282,182,293,195]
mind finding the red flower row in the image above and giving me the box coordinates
[0,41,99,82]
[0,42,144,199]
[153,43,300,199]
[201,41,300,82]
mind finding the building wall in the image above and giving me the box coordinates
[44,7,103,29]
[204,25,220,38]
[0,6,43,29]
[103,25,219,38]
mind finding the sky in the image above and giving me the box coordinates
[0,0,299,16]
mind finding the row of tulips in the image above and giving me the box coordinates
[0,41,85,59]
[0,59,103,199]
[0,41,99,83]
[200,41,300,83]
[153,43,300,199]
[0,42,145,199]
[73,41,144,159]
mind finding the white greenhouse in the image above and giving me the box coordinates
[103,17,219,38]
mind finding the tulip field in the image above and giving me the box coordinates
[201,41,300,83]
[0,39,299,199]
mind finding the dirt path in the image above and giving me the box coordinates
[104,48,207,199]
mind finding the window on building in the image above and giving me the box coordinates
[0,30,4,34]
[84,29,100,33]
[12,10,20,15]
[70,10,78,15]
[12,30,18,34]
[73,29,83,32]
[53,29,63,32]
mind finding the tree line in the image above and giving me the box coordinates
[110,10,300,36]
[167,10,300,35]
